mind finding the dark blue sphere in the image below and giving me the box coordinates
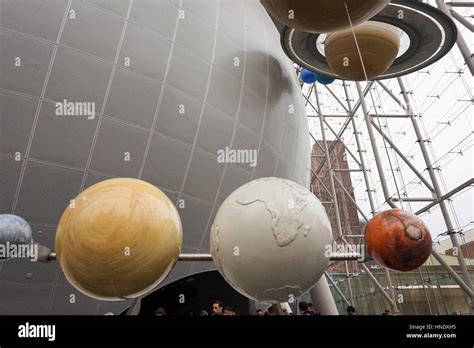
[315,73,336,85]
[300,68,317,84]
[300,69,336,85]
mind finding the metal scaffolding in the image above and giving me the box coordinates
[303,0,473,315]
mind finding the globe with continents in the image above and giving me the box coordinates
[210,177,333,303]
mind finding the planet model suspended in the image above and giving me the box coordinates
[324,22,400,81]
[315,73,336,85]
[260,0,390,33]
[364,209,432,272]
[0,214,33,261]
[55,178,183,300]
[300,68,317,84]
[210,177,333,303]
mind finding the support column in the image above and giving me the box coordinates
[325,271,352,307]
[310,276,339,315]
[248,299,257,316]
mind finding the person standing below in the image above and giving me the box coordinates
[346,306,358,315]
[223,306,236,316]
[212,300,224,315]
[308,303,321,315]
[298,301,313,316]
[256,309,264,316]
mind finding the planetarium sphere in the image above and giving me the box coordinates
[0,0,312,313]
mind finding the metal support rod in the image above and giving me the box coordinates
[313,135,327,156]
[418,268,434,315]
[312,170,334,198]
[323,119,362,167]
[308,114,358,118]
[436,0,474,75]
[370,114,408,118]
[333,169,363,172]
[384,268,399,314]
[329,253,363,261]
[415,178,474,215]
[314,83,371,176]
[45,251,362,262]
[370,114,410,119]
[424,264,442,314]
[343,81,377,215]
[325,271,352,307]
[302,90,323,116]
[431,249,474,298]
[449,9,474,32]
[431,260,450,315]
[370,119,435,192]
[344,260,355,305]
[178,253,213,261]
[324,85,350,113]
[341,237,398,312]
[314,83,344,240]
[398,77,473,301]
[360,263,397,310]
[445,2,474,7]
[391,197,436,202]
[333,175,369,222]
[356,82,397,209]
[376,80,408,111]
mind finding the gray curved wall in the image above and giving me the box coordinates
[0,0,311,314]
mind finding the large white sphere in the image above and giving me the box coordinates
[210,177,332,303]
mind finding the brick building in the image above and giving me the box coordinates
[311,140,363,274]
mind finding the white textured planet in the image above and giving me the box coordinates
[210,177,333,303]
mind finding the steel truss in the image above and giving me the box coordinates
[304,0,473,315]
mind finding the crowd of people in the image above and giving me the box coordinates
[153,300,359,316]
[154,300,238,316]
